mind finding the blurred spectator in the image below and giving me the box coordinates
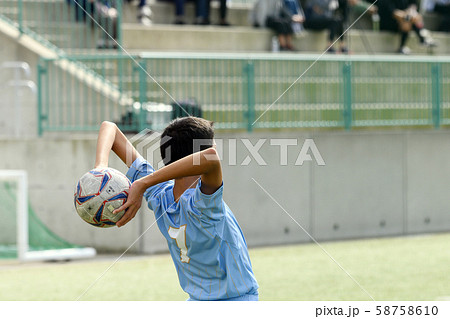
[67,0,95,22]
[197,0,230,26]
[172,0,187,24]
[252,0,304,51]
[67,0,118,49]
[173,0,206,24]
[423,0,450,31]
[303,0,348,53]
[378,0,436,54]
[164,0,228,26]
[284,0,306,34]
[125,0,152,26]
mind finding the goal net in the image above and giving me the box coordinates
[0,170,96,261]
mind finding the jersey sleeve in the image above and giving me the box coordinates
[126,156,154,183]
[126,157,173,211]
[191,179,225,221]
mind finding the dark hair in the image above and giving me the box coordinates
[160,116,214,165]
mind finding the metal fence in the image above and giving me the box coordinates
[37,53,450,135]
[0,0,122,53]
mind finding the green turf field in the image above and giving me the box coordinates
[0,233,449,301]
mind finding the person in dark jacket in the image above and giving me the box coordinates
[303,0,348,53]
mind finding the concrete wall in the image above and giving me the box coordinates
[0,21,44,138]
[0,129,449,254]
[220,130,450,245]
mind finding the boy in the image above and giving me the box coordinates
[94,118,259,301]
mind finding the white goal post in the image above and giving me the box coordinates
[0,170,96,262]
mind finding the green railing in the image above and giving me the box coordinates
[0,0,122,53]
[37,53,450,135]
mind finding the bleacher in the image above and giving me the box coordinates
[121,0,450,54]
[2,0,449,55]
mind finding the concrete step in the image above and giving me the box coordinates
[122,24,450,55]
[347,31,450,55]
[123,24,328,52]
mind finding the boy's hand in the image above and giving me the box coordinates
[113,180,146,227]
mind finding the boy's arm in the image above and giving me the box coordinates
[114,148,222,227]
[95,121,140,169]
[141,147,222,194]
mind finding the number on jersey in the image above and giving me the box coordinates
[168,225,190,263]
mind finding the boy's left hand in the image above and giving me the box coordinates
[113,180,145,227]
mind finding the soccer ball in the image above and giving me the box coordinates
[74,168,131,228]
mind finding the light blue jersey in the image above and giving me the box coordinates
[127,157,259,301]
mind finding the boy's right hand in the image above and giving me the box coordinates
[113,179,146,227]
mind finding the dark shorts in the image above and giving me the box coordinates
[266,16,293,35]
